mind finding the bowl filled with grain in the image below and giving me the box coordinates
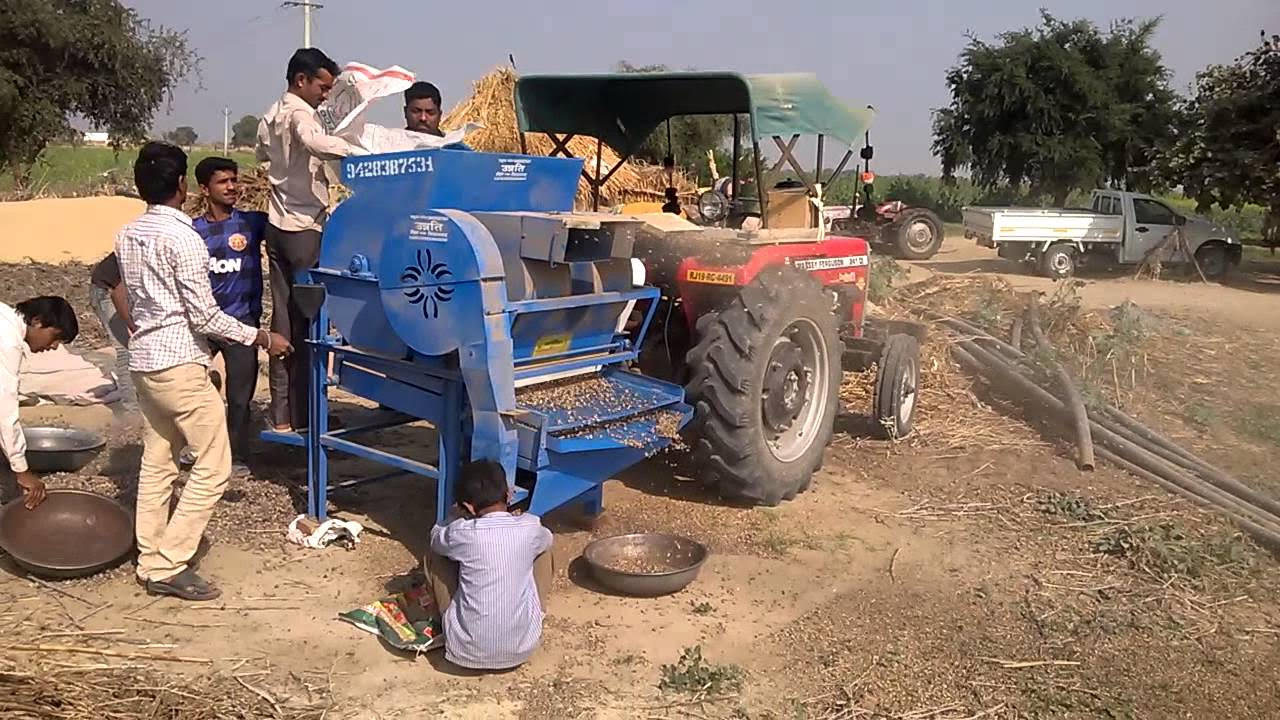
[581,532,708,597]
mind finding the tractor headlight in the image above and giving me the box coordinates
[698,190,729,222]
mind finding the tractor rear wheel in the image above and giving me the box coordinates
[684,266,842,505]
[890,208,944,260]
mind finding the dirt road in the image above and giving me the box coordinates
[920,236,1280,331]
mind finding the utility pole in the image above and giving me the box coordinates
[281,1,324,48]
[222,107,230,153]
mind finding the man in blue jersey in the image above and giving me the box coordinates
[192,157,268,478]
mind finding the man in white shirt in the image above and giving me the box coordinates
[0,297,79,509]
[117,141,292,601]
[256,47,358,433]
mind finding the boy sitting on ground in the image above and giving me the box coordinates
[426,460,554,670]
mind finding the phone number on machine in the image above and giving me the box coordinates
[345,156,434,180]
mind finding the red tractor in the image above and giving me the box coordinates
[515,72,923,505]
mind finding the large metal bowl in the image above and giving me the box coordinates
[582,533,708,597]
[0,489,134,579]
[22,427,106,473]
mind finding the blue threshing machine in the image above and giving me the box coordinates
[261,148,692,524]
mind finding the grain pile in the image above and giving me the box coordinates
[441,66,696,209]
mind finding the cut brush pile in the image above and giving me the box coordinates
[891,275,1280,552]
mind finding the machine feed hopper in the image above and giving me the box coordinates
[262,149,692,524]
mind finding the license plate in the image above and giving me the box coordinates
[685,269,737,285]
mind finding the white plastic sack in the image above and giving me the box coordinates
[353,122,483,154]
[315,61,480,157]
[317,62,416,140]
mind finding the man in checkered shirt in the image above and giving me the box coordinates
[116,142,293,602]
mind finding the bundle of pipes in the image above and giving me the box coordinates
[925,303,1280,552]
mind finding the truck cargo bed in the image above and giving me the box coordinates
[963,206,1123,247]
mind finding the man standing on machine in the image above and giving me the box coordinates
[257,47,358,433]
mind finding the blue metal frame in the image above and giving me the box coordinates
[260,148,693,526]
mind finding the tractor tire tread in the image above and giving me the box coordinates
[683,265,841,506]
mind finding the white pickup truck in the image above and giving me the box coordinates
[962,190,1241,279]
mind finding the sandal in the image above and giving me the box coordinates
[145,568,222,601]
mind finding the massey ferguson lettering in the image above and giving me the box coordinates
[790,255,869,272]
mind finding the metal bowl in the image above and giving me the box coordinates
[0,489,134,579]
[22,427,106,473]
[582,533,708,597]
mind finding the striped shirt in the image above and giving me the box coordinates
[429,512,553,669]
[115,205,259,373]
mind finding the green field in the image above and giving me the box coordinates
[0,145,258,196]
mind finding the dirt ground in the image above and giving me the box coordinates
[2,212,1280,719]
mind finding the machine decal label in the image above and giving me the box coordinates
[790,255,869,271]
[532,333,572,357]
[685,269,737,285]
[408,215,449,242]
[494,158,531,182]
[401,248,454,319]
[345,155,434,181]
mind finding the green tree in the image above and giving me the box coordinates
[231,114,259,148]
[164,126,198,147]
[932,12,1178,206]
[615,61,730,185]
[1157,31,1280,244]
[0,0,198,188]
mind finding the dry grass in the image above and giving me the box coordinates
[441,66,696,209]
[0,654,334,719]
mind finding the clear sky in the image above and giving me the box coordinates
[126,0,1277,174]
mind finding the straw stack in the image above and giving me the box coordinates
[442,66,694,209]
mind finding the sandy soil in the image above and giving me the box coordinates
[0,211,1278,719]
[0,196,143,263]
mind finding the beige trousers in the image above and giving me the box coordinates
[425,548,554,614]
[132,363,232,582]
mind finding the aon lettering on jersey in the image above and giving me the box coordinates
[209,257,243,274]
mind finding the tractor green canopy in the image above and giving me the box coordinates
[514,72,875,157]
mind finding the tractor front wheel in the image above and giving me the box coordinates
[684,266,842,505]
[872,334,920,439]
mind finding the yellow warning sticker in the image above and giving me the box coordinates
[685,269,737,285]
[532,333,572,357]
